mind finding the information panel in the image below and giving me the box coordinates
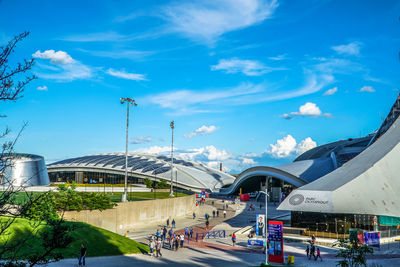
[268,221,284,264]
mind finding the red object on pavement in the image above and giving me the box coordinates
[240,194,250,201]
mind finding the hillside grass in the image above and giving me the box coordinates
[0,218,148,259]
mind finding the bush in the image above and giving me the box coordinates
[155,179,169,189]
[143,178,153,188]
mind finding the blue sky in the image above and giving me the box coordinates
[1,0,399,173]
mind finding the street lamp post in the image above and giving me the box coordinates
[120,97,137,202]
[259,177,269,265]
[169,121,175,197]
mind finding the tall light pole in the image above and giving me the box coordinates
[169,120,175,197]
[120,97,137,202]
[259,177,269,265]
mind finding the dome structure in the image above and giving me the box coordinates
[1,153,49,186]
[47,153,235,192]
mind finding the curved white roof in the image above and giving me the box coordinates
[47,152,235,192]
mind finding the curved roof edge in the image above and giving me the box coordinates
[219,166,307,195]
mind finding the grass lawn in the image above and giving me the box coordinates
[0,217,148,259]
[109,191,188,202]
[6,191,188,204]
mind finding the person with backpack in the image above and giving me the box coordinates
[232,233,236,246]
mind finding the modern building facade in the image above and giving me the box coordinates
[221,94,400,233]
[1,153,50,186]
[47,153,235,192]
[278,94,400,232]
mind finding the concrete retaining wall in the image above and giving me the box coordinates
[63,194,196,234]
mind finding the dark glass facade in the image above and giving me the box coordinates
[48,171,145,185]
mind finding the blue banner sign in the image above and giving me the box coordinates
[248,239,264,247]
[364,232,380,248]
[268,223,283,241]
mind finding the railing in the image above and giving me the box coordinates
[303,230,349,239]
[196,230,226,242]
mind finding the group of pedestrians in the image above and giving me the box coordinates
[305,244,322,261]
[149,222,197,256]
[149,237,163,257]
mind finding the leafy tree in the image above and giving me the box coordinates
[156,179,169,189]
[0,32,72,267]
[143,178,153,188]
[333,238,374,267]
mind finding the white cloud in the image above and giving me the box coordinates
[331,41,362,56]
[296,137,317,155]
[323,86,338,96]
[282,102,331,119]
[106,68,147,81]
[32,50,93,81]
[211,58,284,76]
[266,135,297,158]
[266,135,317,158]
[33,50,75,65]
[130,136,152,144]
[184,125,217,138]
[268,54,287,61]
[241,157,256,165]
[162,0,278,44]
[134,146,172,154]
[359,86,375,93]
[37,85,48,91]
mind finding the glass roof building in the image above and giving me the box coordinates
[47,153,235,192]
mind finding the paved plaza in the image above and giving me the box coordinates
[49,198,400,266]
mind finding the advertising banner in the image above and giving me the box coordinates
[268,221,284,264]
[256,214,265,236]
[364,232,380,248]
[247,238,264,247]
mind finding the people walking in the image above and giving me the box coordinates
[212,210,215,218]
[149,239,155,256]
[310,244,316,260]
[232,233,236,246]
[190,227,194,239]
[162,227,167,241]
[180,234,185,248]
[216,210,219,217]
[172,219,176,228]
[193,212,196,219]
[175,236,179,251]
[223,210,227,218]
[166,218,170,227]
[156,240,162,257]
[315,247,322,261]
[305,245,310,258]
[78,244,86,266]
[205,219,209,230]
[156,229,160,240]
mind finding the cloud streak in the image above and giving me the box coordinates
[331,41,362,56]
[161,0,278,44]
[106,69,147,81]
[211,58,285,76]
